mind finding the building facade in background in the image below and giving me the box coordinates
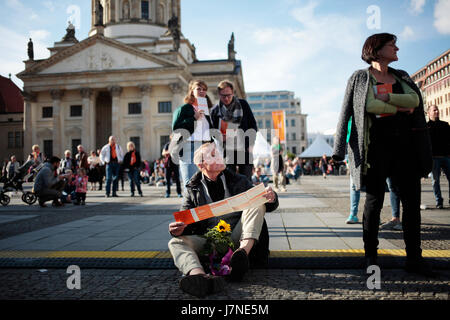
[247,91,308,155]
[0,75,24,163]
[411,49,450,123]
[17,0,245,161]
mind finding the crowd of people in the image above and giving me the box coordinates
[1,32,449,297]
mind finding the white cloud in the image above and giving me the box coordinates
[409,0,426,15]
[43,1,56,12]
[6,0,24,10]
[204,52,226,60]
[240,1,363,132]
[0,25,51,89]
[434,0,450,34]
[400,26,415,40]
[29,29,51,42]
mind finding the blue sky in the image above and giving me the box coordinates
[1,0,449,132]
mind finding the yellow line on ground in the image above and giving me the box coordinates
[0,251,160,259]
[0,249,449,259]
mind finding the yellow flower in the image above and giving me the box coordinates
[216,220,231,233]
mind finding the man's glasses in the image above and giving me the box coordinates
[219,94,233,98]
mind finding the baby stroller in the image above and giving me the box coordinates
[0,160,42,206]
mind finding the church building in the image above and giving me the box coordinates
[17,0,245,161]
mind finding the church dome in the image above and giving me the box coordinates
[89,0,180,44]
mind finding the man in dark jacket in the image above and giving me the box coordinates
[427,105,450,209]
[210,80,257,181]
[168,142,278,298]
[34,157,69,207]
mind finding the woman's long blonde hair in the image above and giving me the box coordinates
[183,79,213,108]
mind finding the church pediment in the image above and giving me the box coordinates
[20,34,179,76]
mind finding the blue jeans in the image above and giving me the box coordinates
[179,141,200,189]
[386,177,400,218]
[350,175,360,217]
[105,162,120,195]
[431,156,450,205]
[127,169,142,195]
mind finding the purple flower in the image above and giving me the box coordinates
[209,247,233,276]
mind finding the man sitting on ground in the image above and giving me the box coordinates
[33,156,69,207]
[168,142,279,298]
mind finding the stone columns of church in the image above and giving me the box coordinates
[80,88,93,152]
[109,85,123,143]
[169,81,184,109]
[50,89,64,157]
[139,84,152,161]
[23,91,36,158]
[131,0,139,19]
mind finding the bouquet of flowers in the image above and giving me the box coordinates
[201,220,235,276]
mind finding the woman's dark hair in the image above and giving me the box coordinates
[361,33,397,64]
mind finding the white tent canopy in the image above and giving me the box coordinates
[252,131,272,167]
[300,135,333,158]
[252,131,272,158]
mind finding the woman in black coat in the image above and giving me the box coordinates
[333,33,434,277]
[123,141,143,197]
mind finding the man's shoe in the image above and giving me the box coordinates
[392,222,403,231]
[179,274,225,298]
[178,194,183,198]
[112,194,119,197]
[139,193,143,197]
[206,274,226,294]
[165,193,170,198]
[229,248,249,282]
[380,220,401,230]
[38,200,47,208]
[346,215,359,224]
[179,274,209,298]
[405,258,438,278]
[436,204,444,209]
[130,193,135,197]
[105,194,110,198]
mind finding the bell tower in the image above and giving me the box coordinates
[89,0,181,45]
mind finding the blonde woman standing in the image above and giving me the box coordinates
[172,80,213,188]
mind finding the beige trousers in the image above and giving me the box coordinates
[273,172,286,189]
[168,205,266,275]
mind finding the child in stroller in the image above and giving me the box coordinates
[0,159,43,206]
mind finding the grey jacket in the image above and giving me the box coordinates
[333,67,432,190]
[33,162,58,193]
